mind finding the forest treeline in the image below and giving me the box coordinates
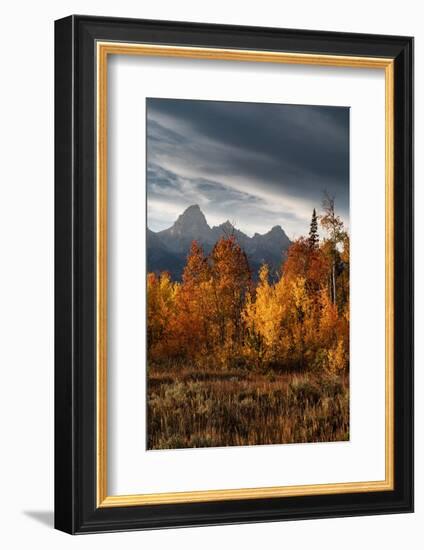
[147,195,349,374]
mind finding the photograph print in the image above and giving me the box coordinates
[146,98,350,451]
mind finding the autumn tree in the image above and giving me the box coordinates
[146,271,178,362]
[320,192,346,306]
[338,233,350,310]
[173,241,213,360]
[146,201,350,375]
[282,238,310,281]
[283,236,327,297]
[209,236,252,364]
[243,264,286,367]
[182,240,210,286]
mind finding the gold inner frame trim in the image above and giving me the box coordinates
[96,41,395,508]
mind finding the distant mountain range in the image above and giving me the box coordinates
[147,204,291,280]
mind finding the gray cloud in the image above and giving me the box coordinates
[146,98,349,237]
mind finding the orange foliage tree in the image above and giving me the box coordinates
[172,241,214,360]
[146,271,178,362]
[209,236,251,352]
[147,200,349,375]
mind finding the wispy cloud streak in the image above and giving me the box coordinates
[147,98,349,237]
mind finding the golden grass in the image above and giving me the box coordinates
[147,367,349,450]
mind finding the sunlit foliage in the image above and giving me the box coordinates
[147,199,350,448]
[147,201,349,375]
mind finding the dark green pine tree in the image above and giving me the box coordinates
[308,208,319,250]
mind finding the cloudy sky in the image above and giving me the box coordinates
[146,98,349,238]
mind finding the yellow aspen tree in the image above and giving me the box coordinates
[209,236,251,365]
[243,264,285,366]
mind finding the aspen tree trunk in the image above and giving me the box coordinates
[332,261,336,305]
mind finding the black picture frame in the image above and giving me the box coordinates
[55,15,414,534]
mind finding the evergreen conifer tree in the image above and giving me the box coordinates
[308,208,319,249]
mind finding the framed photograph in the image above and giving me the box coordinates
[54,15,413,534]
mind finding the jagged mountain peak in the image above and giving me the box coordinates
[259,225,286,237]
[252,224,291,250]
[270,224,283,233]
[162,204,210,238]
[219,220,235,231]
[176,204,208,225]
[149,205,292,280]
[157,204,212,251]
[182,203,202,215]
[265,225,289,242]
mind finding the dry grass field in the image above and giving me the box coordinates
[147,366,349,450]
[146,199,350,450]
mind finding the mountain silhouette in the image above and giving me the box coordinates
[147,204,291,280]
